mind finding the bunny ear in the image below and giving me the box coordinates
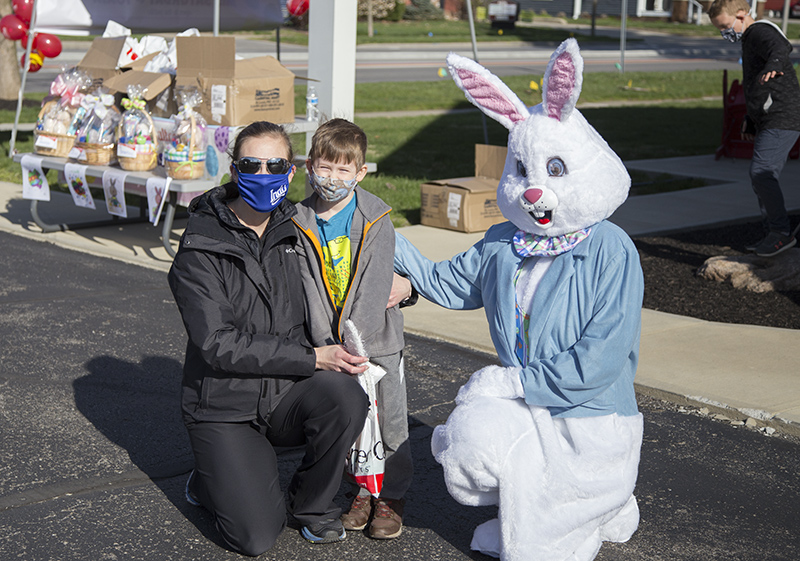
[542,38,584,122]
[446,52,530,130]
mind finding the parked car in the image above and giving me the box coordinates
[487,1,520,28]
[762,0,800,18]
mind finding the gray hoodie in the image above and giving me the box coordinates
[292,186,404,358]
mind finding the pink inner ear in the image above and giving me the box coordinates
[457,68,526,123]
[546,52,576,121]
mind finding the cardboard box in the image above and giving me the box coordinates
[103,69,176,117]
[175,36,295,126]
[420,144,508,233]
[77,37,160,88]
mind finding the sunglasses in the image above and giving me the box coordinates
[234,157,293,175]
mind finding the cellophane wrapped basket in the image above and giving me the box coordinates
[71,88,121,165]
[116,85,158,171]
[164,88,207,179]
[33,68,92,158]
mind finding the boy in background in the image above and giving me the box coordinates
[293,118,413,540]
[710,0,800,256]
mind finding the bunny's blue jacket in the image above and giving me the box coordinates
[395,219,644,418]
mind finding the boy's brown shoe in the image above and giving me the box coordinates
[340,494,372,531]
[368,498,405,539]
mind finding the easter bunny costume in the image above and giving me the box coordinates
[394,39,645,561]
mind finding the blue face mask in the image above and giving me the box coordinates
[237,171,290,213]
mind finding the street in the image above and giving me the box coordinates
[0,229,798,560]
[17,26,756,93]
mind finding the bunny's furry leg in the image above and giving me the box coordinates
[431,395,534,507]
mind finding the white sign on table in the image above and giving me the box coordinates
[102,168,128,217]
[64,162,96,209]
[20,154,51,202]
[146,176,172,226]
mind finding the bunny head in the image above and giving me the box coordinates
[447,39,630,237]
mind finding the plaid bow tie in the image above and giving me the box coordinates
[512,228,591,257]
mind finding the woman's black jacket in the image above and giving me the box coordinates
[168,183,316,425]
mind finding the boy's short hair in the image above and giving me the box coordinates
[708,0,750,19]
[308,118,367,169]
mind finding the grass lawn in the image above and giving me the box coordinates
[249,19,615,45]
[2,63,739,228]
[348,99,723,227]
[290,69,737,115]
[250,16,800,43]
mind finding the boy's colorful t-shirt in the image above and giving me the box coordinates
[315,193,357,310]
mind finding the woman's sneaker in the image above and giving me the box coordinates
[185,470,201,507]
[300,518,346,544]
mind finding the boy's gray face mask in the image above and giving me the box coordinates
[720,21,742,42]
[310,171,358,202]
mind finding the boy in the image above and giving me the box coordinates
[710,0,800,256]
[292,118,412,540]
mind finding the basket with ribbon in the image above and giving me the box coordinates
[116,86,157,171]
[164,88,207,180]
[71,88,121,166]
[34,68,91,158]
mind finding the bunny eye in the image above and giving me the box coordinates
[547,158,566,177]
[516,160,527,177]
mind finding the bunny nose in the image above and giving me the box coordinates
[518,186,558,229]
[523,189,543,204]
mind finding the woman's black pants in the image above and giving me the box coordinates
[185,371,368,556]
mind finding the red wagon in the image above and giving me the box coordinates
[716,69,800,160]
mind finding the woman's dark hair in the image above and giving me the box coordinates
[228,121,294,162]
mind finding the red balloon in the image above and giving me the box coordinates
[12,0,34,24]
[20,50,44,72]
[34,33,61,58]
[287,0,309,17]
[0,14,28,41]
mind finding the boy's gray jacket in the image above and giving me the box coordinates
[292,186,404,358]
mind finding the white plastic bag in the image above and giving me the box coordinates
[342,320,386,497]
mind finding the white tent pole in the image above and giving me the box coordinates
[213,0,220,36]
[464,0,488,144]
[9,0,38,158]
[782,0,790,34]
[465,0,480,62]
[620,0,628,73]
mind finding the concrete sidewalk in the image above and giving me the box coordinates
[1,153,799,435]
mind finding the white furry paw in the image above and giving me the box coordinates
[456,365,524,405]
[431,424,447,460]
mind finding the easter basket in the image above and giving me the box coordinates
[165,92,207,179]
[73,141,117,165]
[116,92,158,172]
[165,113,205,179]
[33,69,91,158]
[33,100,76,158]
[70,89,120,166]
[166,151,206,179]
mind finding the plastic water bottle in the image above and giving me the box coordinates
[306,85,319,121]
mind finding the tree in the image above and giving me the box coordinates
[0,0,22,101]
[357,0,398,19]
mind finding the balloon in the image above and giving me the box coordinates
[287,0,309,17]
[21,33,62,58]
[20,50,44,72]
[12,0,34,24]
[34,33,62,58]
[0,14,28,41]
